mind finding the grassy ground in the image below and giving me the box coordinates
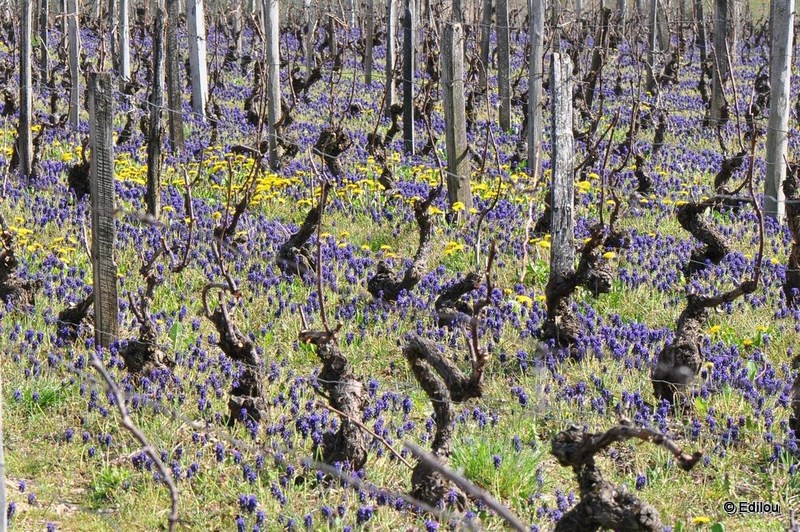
[1,11,798,532]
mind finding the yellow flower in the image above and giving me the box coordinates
[602,251,616,260]
[755,325,769,333]
[444,241,465,256]
[576,181,592,193]
[452,201,465,212]
[692,516,711,525]
[536,240,551,250]
[211,211,222,220]
[515,295,533,307]
[380,245,393,252]
[743,338,753,347]
[708,325,721,335]
[428,206,445,215]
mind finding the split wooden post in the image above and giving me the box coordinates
[496,0,510,130]
[402,0,415,154]
[384,0,397,114]
[265,0,281,168]
[548,53,575,287]
[20,0,32,179]
[303,0,314,81]
[68,0,80,129]
[89,72,119,349]
[764,0,795,220]
[528,0,544,178]
[146,9,165,219]
[441,22,471,214]
[187,0,208,118]
[165,0,185,152]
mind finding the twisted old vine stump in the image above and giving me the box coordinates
[403,245,494,508]
[434,272,482,328]
[276,200,321,278]
[677,200,732,276]
[300,325,368,472]
[203,285,266,424]
[0,225,40,308]
[783,163,800,307]
[120,252,174,375]
[367,187,439,302]
[552,421,702,532]
[57,292,94,342]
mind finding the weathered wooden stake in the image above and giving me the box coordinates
[764,0,795,220]
[496,0,510,130]
[528,0,544,178]
[38,0,48,83]
[119,0,130,80]
[710,0,729,125]
[548,52,575,288]
[384,0,397,114]
[89,72,119,349]
[303,0,314,81]
[646,0,658,92]
[146,10,165,218]
[442,22,471,214]
[365,0,374,84]
[187,0,208,118]
[478,0,492,90]
[165,0,185,151]
[19,0,32,179]
[266,0,281,168]
[68,0,80,129]
[402,0,415,154]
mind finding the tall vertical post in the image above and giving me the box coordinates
[764,0,794,220]
[119,0,130,80]
[303,0,314,81]
[146,10,165,219]
[165,0,185,151]
[645,0,658,92]
[528,0,544,178]
[441,22,471,214]
[710,0,729,125]
[68,0,80,130]
[365,0,374,84]
[187,0,208,118]
[617,0,627,34]
[496,0,510,130]
[694,0,707,67]
[548,52,575,291]
[38,0,48,83]
[403,0,415,154]
[266,0,281,168]
[89,72,119,349]
[20,0,32,179]
[478,0,492,90]
[384,0,397,114]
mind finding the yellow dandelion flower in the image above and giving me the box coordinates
[515,295,533,307]
[692,516,711,525]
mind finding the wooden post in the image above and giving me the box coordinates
[187,0,208,118]
[266,0,281,168]
[656,0,670,51]
[645,0,658,92]
[108,0,116,72]
[303,0,314,81]
[693,0,707,67]
[441,22,471,214]
[89,72,119,349]
[365,0,374,84]
[478,0,491,90]
[68,0,80,130]
[38,0,47,83]
[165,0,185,151]
[548,53,575,286]
[764,0,794,220]
[146,10,165,219]
[402,0,414,154]
[119,0,130,80]
[20,0,32,179]
[496,0,510,130]
[384,0,397,114]
[528,0,544,178]
[710,0,729,125]
[617,0,627,34]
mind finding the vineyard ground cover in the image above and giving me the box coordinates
[0,7,798,532]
